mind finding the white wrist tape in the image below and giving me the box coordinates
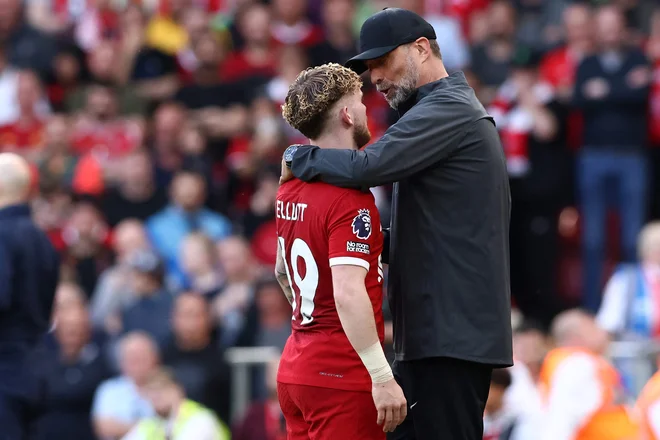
[358,342,393,384]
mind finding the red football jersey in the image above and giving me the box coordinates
[276,179,384,392]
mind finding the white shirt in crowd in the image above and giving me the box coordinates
[597,264,660,335]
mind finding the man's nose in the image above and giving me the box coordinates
[369,68,383,86]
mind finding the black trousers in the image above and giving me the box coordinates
[388,357,493,440]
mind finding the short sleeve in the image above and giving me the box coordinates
[92,380,135,422]
[92,381,117,418]
[327,191,380,271]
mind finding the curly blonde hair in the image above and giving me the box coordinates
[281,63,363,139]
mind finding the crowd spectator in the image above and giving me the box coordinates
[147,169,232,284]
[121,367,231,440]
[538,310,638,439]
[162,292,232,422]
[90,219,151,331]
[213,235,262,347]
[598,221,660,339]
[179,232,224,296]
[59,201,113,296]
[31,305,112,440]
[470,0,518,105]
[37,114,78,189]
[101,149,169,227]
[252,278,292,353]
[575,5,651,312]
[92,332,159,440]
[52,281,88,324]
[117,249,174,346]
[221,3,276,82]
[0,0,57,77]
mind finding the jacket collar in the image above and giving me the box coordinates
[0,203,31,220]
[397,71,468,116]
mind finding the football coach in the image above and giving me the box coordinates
[280,8,512,440]
[0,153,59,439]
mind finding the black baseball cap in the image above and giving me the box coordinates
[345,8,437,75]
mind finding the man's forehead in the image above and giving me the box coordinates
[365,51,392,69]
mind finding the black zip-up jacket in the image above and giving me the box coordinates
[0,204,60,399]
[290,72,513,366]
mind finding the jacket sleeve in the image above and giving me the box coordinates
[290,96,478,188]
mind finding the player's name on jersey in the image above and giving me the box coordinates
[276,200,309,222]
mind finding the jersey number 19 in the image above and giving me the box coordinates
[278,237,318,325]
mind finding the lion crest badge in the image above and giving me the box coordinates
[351,209,372,240]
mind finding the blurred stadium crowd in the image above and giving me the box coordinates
[6,0,660,437]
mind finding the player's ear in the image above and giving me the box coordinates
[340,106,353,127]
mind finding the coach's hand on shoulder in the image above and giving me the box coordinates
[373,378,407,433]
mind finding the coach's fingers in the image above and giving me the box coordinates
[377,407,385,426]
[383,407,394,432]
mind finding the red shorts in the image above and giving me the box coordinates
[277,382,385,440]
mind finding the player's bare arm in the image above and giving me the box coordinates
[331,264,407,433]
[275,243,294,305]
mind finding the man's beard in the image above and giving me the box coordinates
[353,121,371,149]
[379,53,420,110]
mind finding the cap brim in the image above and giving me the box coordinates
[345,45,399,74]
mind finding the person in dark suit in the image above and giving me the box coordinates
[0,153,60,440]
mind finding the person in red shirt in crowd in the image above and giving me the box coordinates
[275,63,406,439]
[221,3,277,82]
[270,0,323,48]
[70,84,142,160]
[539,3,594,151]
[540,3,594,101]
[0,70,48,160]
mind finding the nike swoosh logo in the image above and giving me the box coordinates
[410,402,418,409]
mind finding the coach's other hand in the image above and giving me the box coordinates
[373,378,407,432]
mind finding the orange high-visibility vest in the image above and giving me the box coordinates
[637,370,660,440]
[538,348,639,440]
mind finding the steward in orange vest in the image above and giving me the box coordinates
[538,310,639,440]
